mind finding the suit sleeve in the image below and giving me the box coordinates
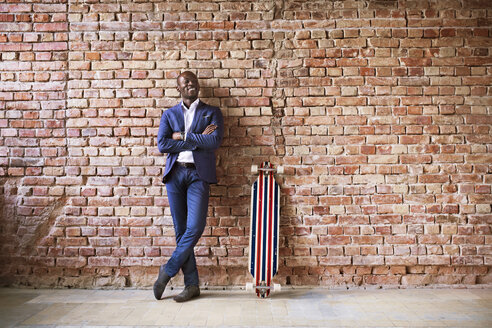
[157,111,196,154]
[185,107,224,151]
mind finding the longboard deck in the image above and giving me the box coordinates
[248,162,280,298]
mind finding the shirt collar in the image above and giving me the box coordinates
[181,98,200,111]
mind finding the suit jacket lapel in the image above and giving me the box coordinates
[189,100,203,133]
[174,103,185,132]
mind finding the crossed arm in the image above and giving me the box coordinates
[171,124,216,141]
[157,110,224,154]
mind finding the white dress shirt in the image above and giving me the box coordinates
[177,98,199,163]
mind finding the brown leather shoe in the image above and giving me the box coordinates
[173,285,200,302]
[153,265,170,300]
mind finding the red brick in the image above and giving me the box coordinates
[34,23,68,32]
[32,42,67,51]
[88,257,120,267]
[372,195,402,204]
[320,236,351,245]
[304,58,336,67]
[237,97,270,107]
[386,236,416,245]
[56,257,86,268]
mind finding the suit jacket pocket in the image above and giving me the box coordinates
[198,114,212,131]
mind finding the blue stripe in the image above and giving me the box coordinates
[250,181,257,275]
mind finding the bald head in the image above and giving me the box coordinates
[177,71,197,82]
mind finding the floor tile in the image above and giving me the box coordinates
[0,287,490,327]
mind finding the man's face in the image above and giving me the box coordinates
[176,72,200,101]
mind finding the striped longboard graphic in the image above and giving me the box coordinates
[248,162,280,298]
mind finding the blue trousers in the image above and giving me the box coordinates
[164,165,209,286]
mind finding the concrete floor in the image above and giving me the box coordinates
[0,287,491,327]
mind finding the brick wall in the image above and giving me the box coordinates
[0,0,491,288]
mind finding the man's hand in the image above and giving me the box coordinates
[202,124,217,135]
[172,132,183,140]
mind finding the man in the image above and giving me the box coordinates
[154,71,224,302]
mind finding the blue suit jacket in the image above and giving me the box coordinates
[157,100,224,184]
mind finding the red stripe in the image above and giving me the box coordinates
[255,169,263,296]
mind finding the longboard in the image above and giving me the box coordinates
[247,162,282,298]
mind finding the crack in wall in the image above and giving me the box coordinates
[268,0,287,160]
[274,0,285,20]
[25,196,68,256]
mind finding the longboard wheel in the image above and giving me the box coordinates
[274,284,281,292]
[277,166,284,174]
[246,283,253,291]
[251,165,258,174]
